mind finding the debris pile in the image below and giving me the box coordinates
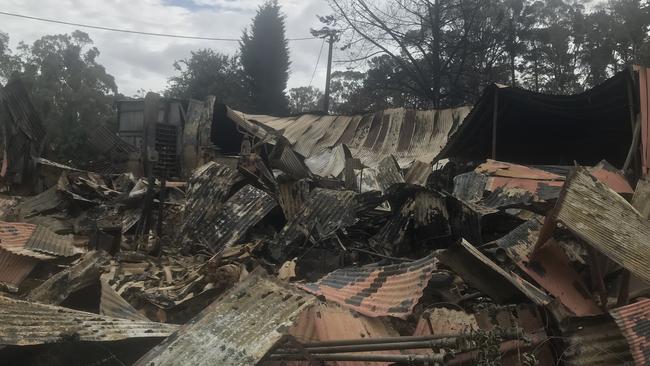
[0,68,649,365]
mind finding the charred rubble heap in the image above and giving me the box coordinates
[0,67,648,366]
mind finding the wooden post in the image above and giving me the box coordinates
[323,33,334,114]
[491,90,499,160]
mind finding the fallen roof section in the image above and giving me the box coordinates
[222,106,471,169]
[0,296,178,345]
[134,271,315,366]
[544,167,650,283]
[610,299,650,366]
[0,221,55,260]
[297,254,437,319]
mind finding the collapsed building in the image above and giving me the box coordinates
[0,65,648,365]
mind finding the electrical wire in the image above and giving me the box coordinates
[0,10,317,42]
[308,38,326,88]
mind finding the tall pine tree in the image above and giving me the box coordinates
[240,0,290,115]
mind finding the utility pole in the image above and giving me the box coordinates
[323,33,335,114]
[311,16,340,114]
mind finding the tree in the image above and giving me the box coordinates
[3,31,117,165]
[287,86,323,113]
[240,0,291,115]
[0,31,20,83]
[166,49,248,109]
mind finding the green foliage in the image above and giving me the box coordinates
[0,30,117,166]
[287,86,323,113]
[240,0,290,115]
[166,49,248,109]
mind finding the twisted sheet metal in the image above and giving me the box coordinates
[24,225,77,257]
[228,106,471,169]
[135,272,315,366]
[0,296,178,345]
[297,254,437,319]
[0,248,37,290]
[551,167,650,283]
[0,221,53,260]
[610,299,650,366]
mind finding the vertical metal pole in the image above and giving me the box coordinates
[323,34,334,114]
[491,90,499,160]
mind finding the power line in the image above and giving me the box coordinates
[308,38,326,88]
[0,11,317,42]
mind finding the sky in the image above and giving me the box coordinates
[0,0,337,96]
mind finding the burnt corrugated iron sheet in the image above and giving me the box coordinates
[495,219,602,316]
[24,225,77,257]
[551,167,650,283]
[181,162,242,244]
[90,125,137,154]
[561,315,633,366]
[270,140,313,179]
[16,187,65,218]
[304,144,350,178]
[0,79,46,142]
[228,106,471,169]
[404,160,432,186]
[100,274,149,321]
[0,221,54,260]
[277,179,310,220]
[277,188,358,251]
[297,254,437,319]
[375,155,405,191]
[610,299,650,365]
[135,271,315,366]
[0,296,179,345]
[0,248,38,290]
[193,184,276,253]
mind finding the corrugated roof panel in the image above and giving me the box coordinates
[0,248,38,290]
[100,275,149,321]
[552,167,650,283]
[561,316,633,366]
[24,225,77,257]
[297,254,437,319]
[134,272,315,366]
[610,299,650,366]
[277,188,358,253]
[0,296,178,345]
[277,180,310,221]
[15,187,65,218]
[232,106,471,169]
[304,144,348,178]
[198,184,276,253]
[0,221,54,260]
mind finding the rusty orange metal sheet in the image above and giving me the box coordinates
[589,161,634,194]
[635,65,650,176]
[289,302,399,366]
[519,239,602,316]
[610,299,650,366]
[297,254,437,319]
[477,160,564,180]
[0,248,38,290]
[0,221,53,260]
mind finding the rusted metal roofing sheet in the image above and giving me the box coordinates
[0,296,178,345]
[135,271,315,366]
[561,315,633,366]
[0,221,54,260]
[277,179,310,220]
[610,299,650,366]
[548,167,650,283]
[24,225,77,257]
[100,273,149,321]
[297,254,437,319]
[0,248,38,290]
[228,106,471,169]
[277,188,358,254]
[288,302,400,366]
[199,184,276,253]
[180,161,243,243]
[589,160,634,195]
[439,239,551,305]
[495,219,602,316]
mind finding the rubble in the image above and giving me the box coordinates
[0,66,649,365]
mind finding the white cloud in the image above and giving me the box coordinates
[1,0,338,96]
